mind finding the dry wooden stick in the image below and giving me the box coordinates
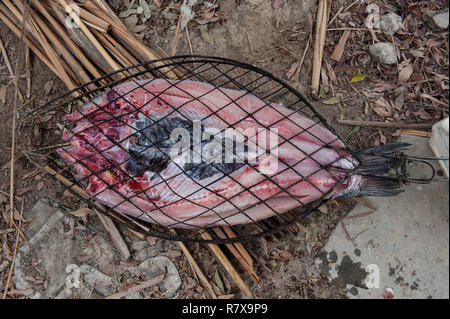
[25,45,31,98]
[311,0,329,95]
[212,228,259,283]
[200,231,253,298]
[171,15,182,56]
[221,227,254,268]
[96,210,131,260]
[421,93,449,108]
[7,0,78,91]
[330,29,350,62]
[26,4,93,85]
[31,0,102,80]
[170,229,218,299]
[82,1,182,79]
[2,199,24,299]
[399,129,432,138]
[78,6,110,32]
[0,35,23,102]
[105,273,164,299]
[57,0,122,72]
[0,5,52,72]
[338,119,434,129]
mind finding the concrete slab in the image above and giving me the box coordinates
[316,135,449,299]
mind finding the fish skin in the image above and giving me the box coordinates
[58,79,357,228]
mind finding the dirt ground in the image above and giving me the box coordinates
[0,0,448,299]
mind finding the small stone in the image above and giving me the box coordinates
[380,13,403,34]
[369,42,397,65]
[423,9,449,31]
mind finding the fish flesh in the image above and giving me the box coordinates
[57,79,403,228]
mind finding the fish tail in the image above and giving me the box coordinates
[357,176,404,197]
[356,142,410,175]
[346,143,410,197]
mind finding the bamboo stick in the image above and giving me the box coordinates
[330,29,350,62]
[212,228,259,283]
[105,273,164,299]
[78,6,110,32]
[0,36,23,102]
[222,227,254,268]
[200,231,253,298]
[170,229,218,299]
[26,3,93,86]
[311,0,329,95]
[25,45,31,98]
[56,0,122,72]
[5,0,77,91]
[31,0,102,80]
[0,5,58,76]
[82,0,182,79]
[47,1,111,76]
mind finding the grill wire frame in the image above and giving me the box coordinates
[24,55,363,244]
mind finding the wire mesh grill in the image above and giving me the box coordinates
[25,56,361,243]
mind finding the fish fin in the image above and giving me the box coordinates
[356,142,410,175]
[357,176,404,197]
[349,143,410,197]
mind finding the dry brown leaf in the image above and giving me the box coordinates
[272,0,284,9]
[8,288,34,296]
[37,181,44,191]
[272,249,293,261]
[394,91,405,110]
[161,250,181,259]
[371,80,396,92]
[16,186,33,196]
[372,97,393,117]
[379,131,387,144]
[285,61,300,80]
[70,208,91,225]
[321,68,329,94]
[305,13,313,34]
[0,85,6,105]
[43,80,54,96]
[409,49,425,58]
[398,64,413,84]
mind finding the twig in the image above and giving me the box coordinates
[330,29,350,62]
[105,273,164,299]
[2,199,24,299]
[96,210,130,260]
[171,15,182,57]
[212,228,259,283]
[200,231,253,298]
[170,229,217,299]
[328,5,343,26]
[25,45,31,98]
[311,0,328,95]
[421,93,449,108]
[57,0,121,72]
[185,24,194,56]
[338,119,434,129]
[0,36,23,102]
[339,217,354,245]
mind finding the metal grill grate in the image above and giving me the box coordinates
[25,56,362,243]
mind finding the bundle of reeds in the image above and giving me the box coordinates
[0,0,178,95]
